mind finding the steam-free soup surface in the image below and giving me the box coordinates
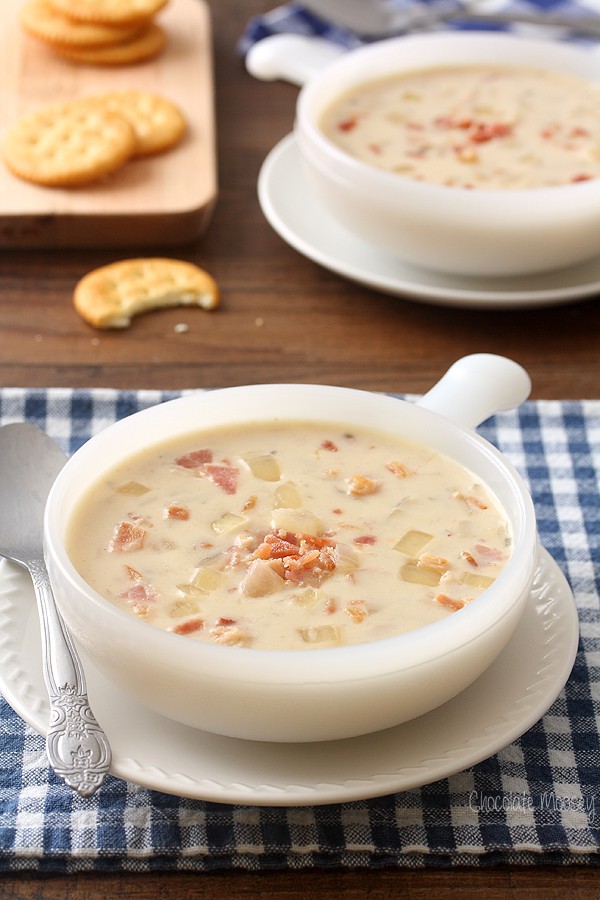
[67,421,512,650]
[319,64,600,189]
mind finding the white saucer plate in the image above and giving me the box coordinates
[0,547,578,806]
[258,134,600,310]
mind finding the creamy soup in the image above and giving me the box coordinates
[319,64,600,189]
[67,421,512,650]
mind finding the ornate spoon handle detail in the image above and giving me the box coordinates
[29,558,111,797]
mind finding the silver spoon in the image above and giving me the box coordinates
[0,423,111,797]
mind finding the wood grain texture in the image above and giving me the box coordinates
[0,0,217,247]
[0,2,599,895]
[2,867,600,898]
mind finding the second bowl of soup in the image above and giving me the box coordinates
[294,31,600,276]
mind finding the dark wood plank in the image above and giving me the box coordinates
[2,867,600,899]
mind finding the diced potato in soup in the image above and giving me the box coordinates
[66,421,512,650]
[319,64,600,189]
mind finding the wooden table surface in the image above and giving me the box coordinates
[1,1,599,896]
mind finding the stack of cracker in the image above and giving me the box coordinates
[20,0,169,65]
[1,90,186,187]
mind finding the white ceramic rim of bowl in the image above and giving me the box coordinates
[295,31,600,213]
[44,385,538,686]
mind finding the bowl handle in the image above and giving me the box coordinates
[416,354,532,430]
[245,34,346,86]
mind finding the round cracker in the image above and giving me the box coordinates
[1,100,136,187]
[93,91,186,156]
[73,258,220,329]
[48,0,169,26]
[51,22,166,65]
[20,0,144,47]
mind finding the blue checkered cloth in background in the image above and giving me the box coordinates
[0,387,599,873]
[239,0,600,53]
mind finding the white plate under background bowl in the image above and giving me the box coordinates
[0,547,578,805]
[258,134,600,310]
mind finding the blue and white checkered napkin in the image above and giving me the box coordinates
[239,0,600,54]
[0,387,599,873]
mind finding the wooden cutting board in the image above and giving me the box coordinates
[0,0,217,248]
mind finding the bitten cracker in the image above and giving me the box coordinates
[73,258,220,329]
[93,91,186,156]
[1,101,136,187]
[48,0,169,26]
[20,0,144,48]
[51,22,166,64]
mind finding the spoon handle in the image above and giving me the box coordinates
[29,557,111,797]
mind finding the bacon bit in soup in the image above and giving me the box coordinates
[321,440,339,452]
[454,145,478,164]
[175,448,213,469]
[169,617,205,636]
[120,579,158,618]
[127,511,153,528]
[386,460,414,478]
[468,121,513,143]
[453,491,488,510]
[254,531,334,559]
[250,530,337,588]
[124,564,143,581]
[417,553,449,572]
[120,580,157,603]
[347,474,380,496]
[461,550,478,567]
[164,503,190,520]
[434,593,467,612]
[346,599,368,623]
[243,495,257,511]
[283,548,336,586]
[474,542,506,563]
[354,534,376,545]
[254,533,301,560]
[204,463,239,495]
[337,117,358,132]
[109,521,147,553]
[324,596,338,615]
[209,623,249,646]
